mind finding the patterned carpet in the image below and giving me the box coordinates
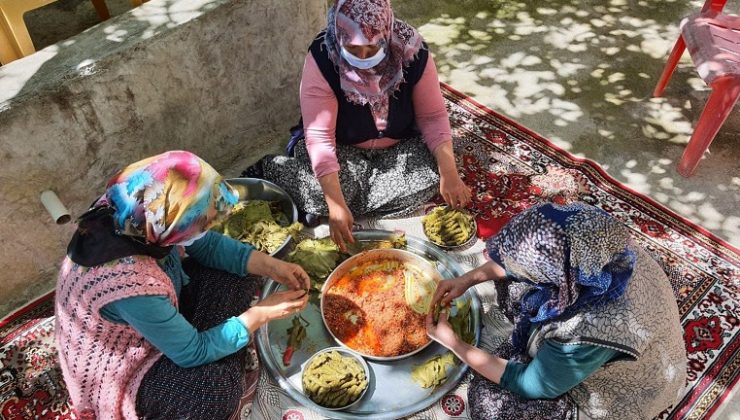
[1,84,738,419]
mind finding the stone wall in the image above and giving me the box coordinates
[0,0,327,317]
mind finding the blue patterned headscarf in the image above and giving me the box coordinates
[486,202,637,354]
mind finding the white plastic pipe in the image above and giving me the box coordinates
[40,190,71,225]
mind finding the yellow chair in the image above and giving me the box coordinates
[0,0,58,64]
[0,0,147,65]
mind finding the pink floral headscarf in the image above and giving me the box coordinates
[98,151,238,246]
[325,0,424,121]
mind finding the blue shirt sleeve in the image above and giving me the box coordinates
[500,340,620,399]
[185,231,254,276]
[100,295,250,368]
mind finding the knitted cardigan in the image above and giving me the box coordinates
[54,255,177,419]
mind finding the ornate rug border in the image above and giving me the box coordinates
[0,290,55,340]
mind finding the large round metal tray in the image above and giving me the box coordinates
[321,248,443,361]
[256,230,481,419]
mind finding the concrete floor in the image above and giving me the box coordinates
[10,0,738,247]
[394,0,740,248]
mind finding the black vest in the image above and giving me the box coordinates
[308,32,429,145]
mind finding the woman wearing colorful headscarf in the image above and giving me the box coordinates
[427,203,686,419]
[246,0,470,251]
[54,151,310,420]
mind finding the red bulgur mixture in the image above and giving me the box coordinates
[323,259,429,357]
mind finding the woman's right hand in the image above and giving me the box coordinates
[431,276,471,309]
[426,310,460,349]
[239,290,308,334]
[328,204,355,252]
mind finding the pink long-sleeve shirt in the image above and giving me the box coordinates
[300,53,453,177]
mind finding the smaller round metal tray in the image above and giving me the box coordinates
[301,347,370,411]
[421,205,477,250]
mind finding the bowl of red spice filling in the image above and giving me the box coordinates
[320,249,443,361]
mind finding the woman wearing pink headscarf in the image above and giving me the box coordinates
[246,0,471,251]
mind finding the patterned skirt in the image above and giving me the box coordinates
[260,137,440,217]
[135,260,262,420]
[467,279,577,420]
[467,341,577,420]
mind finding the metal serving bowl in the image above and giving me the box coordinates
[301,347,370,411]
[224,177,298,258]
[422,205,478,250]
[320,248,443,361]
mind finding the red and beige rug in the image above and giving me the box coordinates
[1,84,738,419]
[439,84,739,420]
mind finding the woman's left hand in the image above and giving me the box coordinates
[247,252,311,291]
[269,260,311,291]
[440,172,471,209]
[426,310,460,348]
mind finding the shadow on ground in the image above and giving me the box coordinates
[3,0,738,246]
[394,0,739,246]
[2,0,223,106]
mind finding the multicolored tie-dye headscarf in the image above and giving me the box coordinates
[486,202,637,354]
[94,151,238,247]
[325,0,423,119]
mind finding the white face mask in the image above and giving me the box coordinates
[340,46,386,70]
[178,231,208,247]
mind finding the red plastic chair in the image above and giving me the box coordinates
[653,0,740,177]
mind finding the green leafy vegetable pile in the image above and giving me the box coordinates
[286,237,342,291]
[422,206,474,247]
[302,350,367,408]
[412,299,475,389]
[411,352,457,389]
[286,234,409,291]
[213,200,302,253]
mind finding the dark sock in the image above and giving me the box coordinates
[299,211,321,228]
[241,158,265,179]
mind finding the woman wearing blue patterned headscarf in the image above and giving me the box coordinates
[427,202,686,420]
